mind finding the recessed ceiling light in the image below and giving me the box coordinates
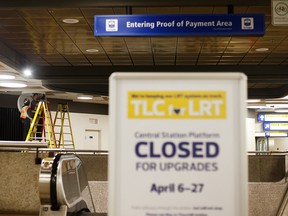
[255,48,269,52]
[0,80,27,88]
[86,49,99,53]
[23,68,32,76]
[62,18,79,24]
[77,95,93,100]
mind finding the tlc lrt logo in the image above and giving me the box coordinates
[128,91,226,119]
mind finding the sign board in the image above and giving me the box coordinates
[265,132,288,137]
[94,14,265,36]
[263,122,288,131]
[272,0,288,26]
[258,113,288,122]
[109,73,248,216]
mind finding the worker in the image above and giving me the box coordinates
[20,98,32,141]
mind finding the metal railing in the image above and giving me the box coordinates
[0,141,49,164]
[0,141,48,148]
[0,141,108,165]
[38,148,109,155]
[248,151,288,154]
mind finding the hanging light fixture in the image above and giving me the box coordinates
[0,71,16,80]
[0,80,27,88]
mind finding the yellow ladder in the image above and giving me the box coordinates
[26,101,57,148]
[53,103,75,149]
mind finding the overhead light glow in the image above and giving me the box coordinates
[0,74,15,80]
[23,68,32,76]
[0,71,16,80]
[255,48,269,52]
[77,95,93,100]
[0,80,27,88]
[86,49,99,53]
[62,18,79,24]
[247,99,261,103]
[247,105,266,109]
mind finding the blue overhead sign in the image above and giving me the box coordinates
[258,113,288,122]
[263,122,288,131]
[265,132,288,137]
[94,14,265,36]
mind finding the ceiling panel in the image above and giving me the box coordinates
[0,3,288,100]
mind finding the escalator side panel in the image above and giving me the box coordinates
[39,158,54,205]
[39,154,95,214]
[39,204,67,216]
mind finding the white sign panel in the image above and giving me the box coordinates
[263,122,288,131]
[109,73,248,216]
[258,113,288,122]
[272,0,288,26]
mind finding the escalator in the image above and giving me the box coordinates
[39,154,106,216]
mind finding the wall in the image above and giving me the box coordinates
[0,94,260,152]
[254,111,288,151]
[0,93,109,150]
[249,183,288,216]
[0,93,108,115]
[0,152,40,214]
[0,152,108,214]
[269,138,288,151]
[246,117,256,151]
[248,155,286,182]
[54,112,109,150]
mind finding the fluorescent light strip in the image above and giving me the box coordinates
[77,95,93,100]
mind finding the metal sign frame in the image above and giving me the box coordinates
[109,72,248,216]
[95,14,265,36]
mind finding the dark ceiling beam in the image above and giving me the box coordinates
[44,84,109,95]
[0,0,270,7]
[34,65,288,80]
[36,65,288,99]
[248,88,287,99]
[0,40,31,73]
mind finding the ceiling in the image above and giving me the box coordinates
[0,0,288,106]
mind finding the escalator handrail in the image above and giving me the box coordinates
[50,153,63,211]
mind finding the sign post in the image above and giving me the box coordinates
[109,72,248,216]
